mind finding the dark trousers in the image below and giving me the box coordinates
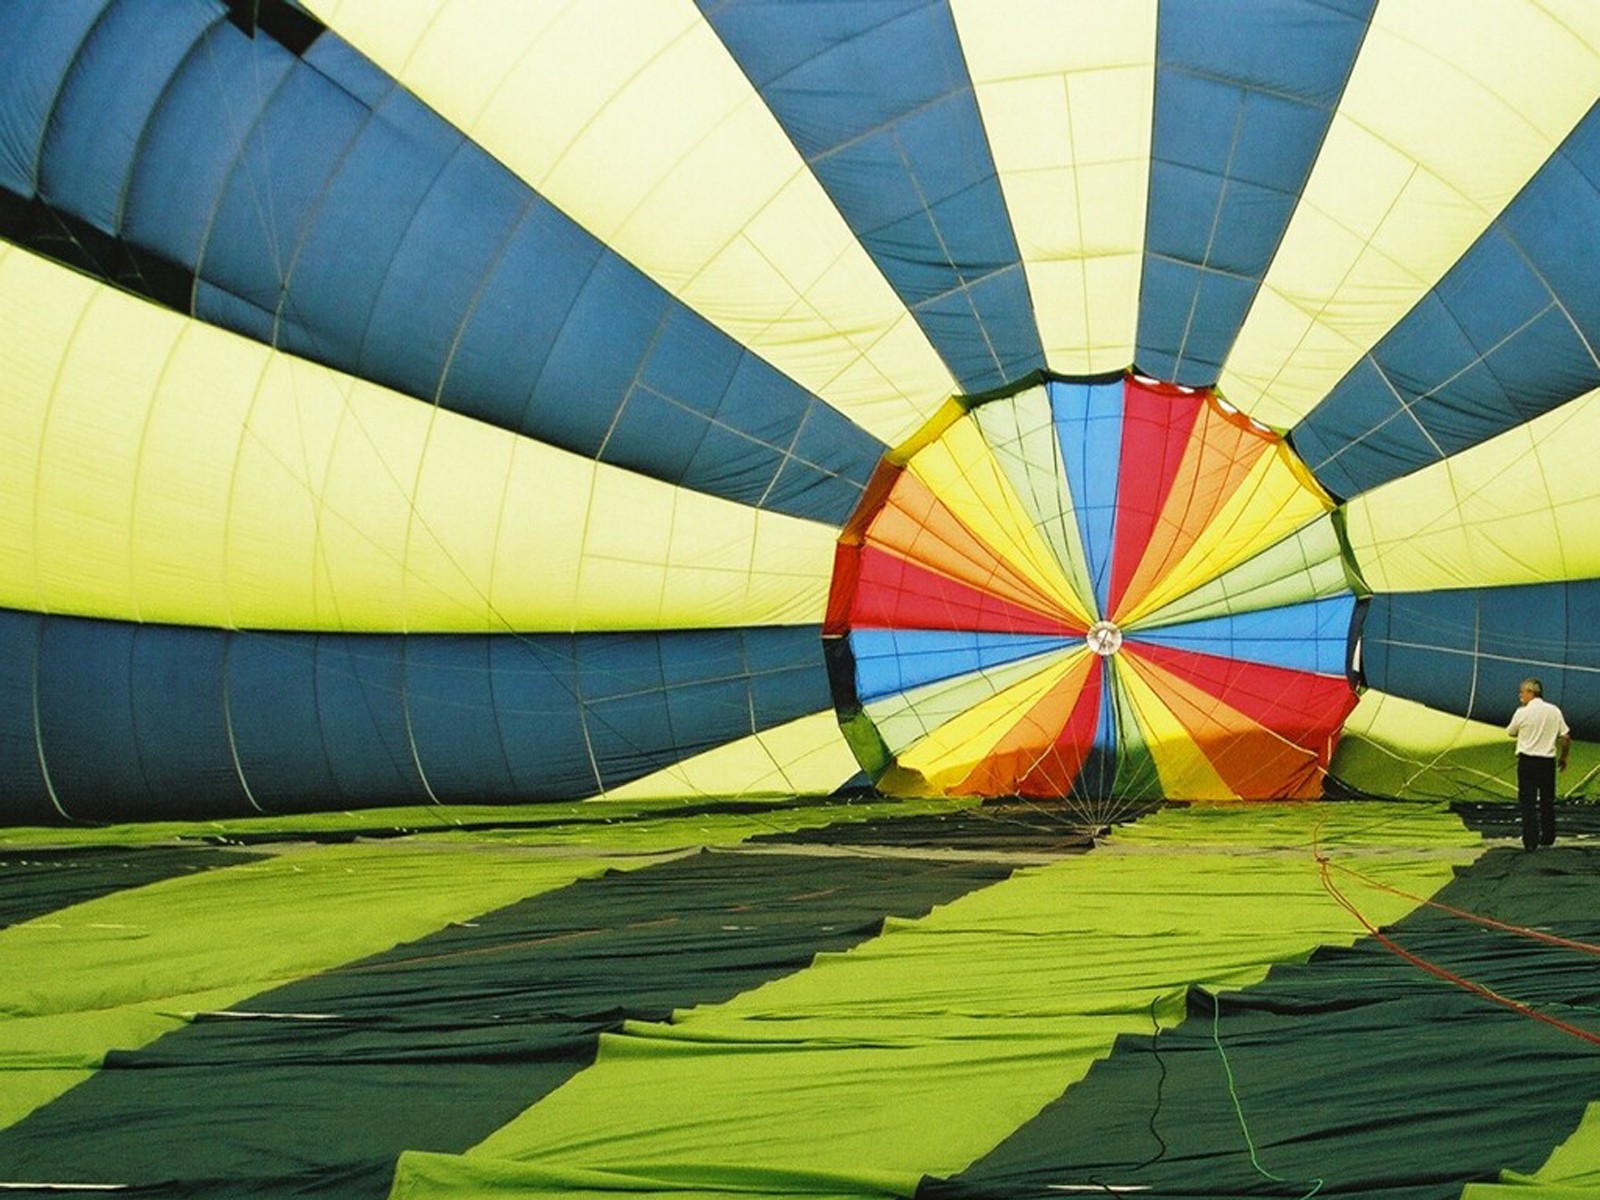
[1516,753,1557,849]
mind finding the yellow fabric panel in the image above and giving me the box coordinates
[907,419,1092,624]
[1119,443,1333,626]
[595,711,862,801]
[1117,654,1236,800]
[952,0,1156,375]
[1223,0,1600,427]
[895,652,1086,791]
[0,244,834,632]
[307,0,953,447]
[1344,387,1600,593]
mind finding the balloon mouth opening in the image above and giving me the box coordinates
[1085,620,1123,657]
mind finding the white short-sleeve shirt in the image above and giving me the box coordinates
[1508,696,1570,758]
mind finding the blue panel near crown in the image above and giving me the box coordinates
[0,0,882,525]
[1361,584,1600,739]
[1051,379,1124,616]
[699,0,1045,393]
[851,629,1076,701]
[1130,595,1356,676]
[0,611,836,823]
[1138,0,1373,386]
[1296,104,1600,499]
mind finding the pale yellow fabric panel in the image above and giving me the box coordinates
[1118,446,1333,625]
[1117,654,1236,799]
[307,0,954,446]
[908,420,1090,623]
[595,711,862,801]
[953,0,1155,375]
[1344,386,1600,593]
[1223,0,1600,427]
[0,245,834,632]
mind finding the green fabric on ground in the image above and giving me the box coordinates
[0,852,1009,1197]
[0,846,262,927]
[391,803,1481,1199]
[0,797,970,851]
[930,843,1600,1199]
[0,845,625,1127]
[0,800,971,1131]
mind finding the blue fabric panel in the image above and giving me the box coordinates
[226,632,344,811]
[580,638,690,789]
[1138,0,1372,386]
[14,6,881,525]
[403,636,520,804]
[851,629,1073,701]
[123,21,296,271]
[484,636,597,799]
[312,636,433,806]
[699,0,1045,393]
[0,613,835,821]
[127,623,252,817]
[1361,584,1600,739]
[36,0,218,230]
[0,2,110,195]
[1051,379,1123,616]
[1297,105,1600,499]
[1131,595,1356,675]
[33,617,145,822]
[744,625,833,727]
[0,611,54,821]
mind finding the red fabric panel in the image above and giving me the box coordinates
[1127,639,1357,771]
[1107,380,1203,617]
[1109,399,1271,623]
[850,546,1086,637]
[1119,648,1325,799]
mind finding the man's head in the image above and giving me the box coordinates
[1520,678,1544,701]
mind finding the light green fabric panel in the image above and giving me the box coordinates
[391,803,1480,1199]
[970,384,1098,610]
[1135,517,1357,628]
[865,644,1079,755]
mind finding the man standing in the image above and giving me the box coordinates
[1507,678,1571,850]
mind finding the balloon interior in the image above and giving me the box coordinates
[3,4,1600,1199]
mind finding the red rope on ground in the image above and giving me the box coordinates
[1325,858,1600,956]
[1310,819,1600,1048]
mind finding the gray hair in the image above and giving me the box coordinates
[1521,677,1543,697]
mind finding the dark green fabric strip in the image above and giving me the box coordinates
[929,845,1600,1200]
[0,846,262,929]
[0,850,1009,1197]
